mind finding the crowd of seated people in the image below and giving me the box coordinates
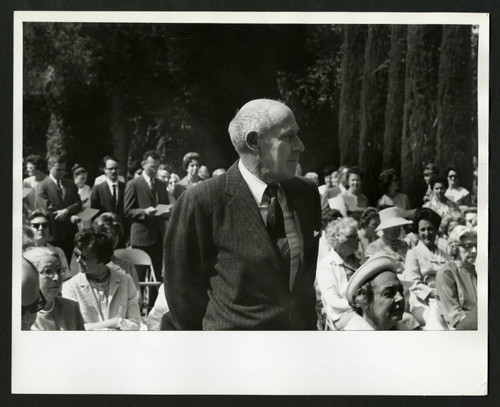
[20,152,478,331]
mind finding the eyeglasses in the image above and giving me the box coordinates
[39,267,66,278]
[448,174,458,179]
[22,291,47,315]
[458,243,476,252]
[30,222,49,230]
[105,167,119,171]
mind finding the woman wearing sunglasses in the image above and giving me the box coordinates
[436,225,478,330]
[28,208,69,280]
[23,247,85,330]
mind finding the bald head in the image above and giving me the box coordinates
[228,99,293,155]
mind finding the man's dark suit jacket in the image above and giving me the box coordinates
[90,180,125,220]
[35,177,82,241]
[124,176,169,247]
[163,161,321,330]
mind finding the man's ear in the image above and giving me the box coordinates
[244,131,260,152]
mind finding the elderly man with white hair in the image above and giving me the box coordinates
[23,247,85,330]
[163,98,321,330]
[343,254,409,330]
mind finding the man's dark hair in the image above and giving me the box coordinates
[74,230,113,264]
[25,154,47,172]
[101,155,119,170]
[142,150,161,162]
[47,155,66,169]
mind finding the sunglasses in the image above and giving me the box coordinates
[448,174,458,179]
[22,291,47,315]
[30,222,49,230]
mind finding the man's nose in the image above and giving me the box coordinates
[395,291,404,302]
[294,136,305,153]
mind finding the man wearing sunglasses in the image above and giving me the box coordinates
[21,257,45,330]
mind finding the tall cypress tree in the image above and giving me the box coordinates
[383,25,407,175]
[435,25,474,191]
[338,25,367,167]
[401,26,442,206]
[358,25,391,205]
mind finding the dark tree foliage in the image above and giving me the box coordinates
[401,26,442,206]
[338,25,367,167]
[383,25,407,175]
[436,25,474,190]
[358,25,391,205]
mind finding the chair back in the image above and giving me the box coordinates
[113,248,156,281]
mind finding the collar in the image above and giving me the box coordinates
[106,177,118,189]
[49,174,61,185]
[142,172,153,185]
[238,160,270,206]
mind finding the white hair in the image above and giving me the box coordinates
[228,99,285,155]
[22,246,60,271]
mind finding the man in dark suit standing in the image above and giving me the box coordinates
[163,99,321,330]
[91,156,126,220]
[35,156,82,261]
[124,150,169,280]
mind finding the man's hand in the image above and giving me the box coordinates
[70,215,81,224]
[54,208,69,221]
[160,208,171,219]
[144,207,157,217]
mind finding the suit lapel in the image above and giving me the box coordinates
[48,179,64,207]
[225,162,282,273]
[138,176,156,205]
[282,178,310,290]
[100,182,114,208]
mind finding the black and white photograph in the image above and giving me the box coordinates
[12,11,488,395]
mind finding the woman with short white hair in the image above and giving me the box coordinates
[315,217,360,330]
[436,225,477,330]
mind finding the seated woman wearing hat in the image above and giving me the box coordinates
[62,230,141,330]
[315,217,361,330]
[403,208,450,329]
[365,207,413,276]
[343,255,409,330]
[436,225,477,330]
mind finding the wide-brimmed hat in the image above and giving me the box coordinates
[346,254,397,302]
[375,207,414,232]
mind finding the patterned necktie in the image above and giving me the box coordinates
[112,184,117,207]
[265,185,291,275]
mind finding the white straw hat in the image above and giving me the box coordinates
[346,254,397,302]
[375,207,414,232]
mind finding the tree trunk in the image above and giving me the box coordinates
[110,93,129,177]
[358,25,391,205]
[383,25,407,174]
[338,25,366,167]
[401,26,442,207]
[435,26,474,191]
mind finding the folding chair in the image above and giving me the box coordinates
[113,248,162,315]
